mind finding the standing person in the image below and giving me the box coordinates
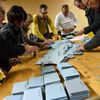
[31,4,60,43]
[74,0,100,50]
[0,5,38,83]
[55,4,78,36]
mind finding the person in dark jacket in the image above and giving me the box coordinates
[74,0,100,51]
[0,5,38,82]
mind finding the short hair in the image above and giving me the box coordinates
[7,5,27,23]
[0,6,5,14]
[62,4,69,9]
[40,4,48,9]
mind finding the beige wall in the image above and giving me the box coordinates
[0,0,88,30]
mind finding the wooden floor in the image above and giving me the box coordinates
[0,46,100,100]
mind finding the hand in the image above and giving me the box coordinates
[77,44,85,51]
[26,45,39,53]
[76,29,84,36]
[62,28,74,34]
[43,39,54,45]
[53,34,60,40]
[9,58,21,66]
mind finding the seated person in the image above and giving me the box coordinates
[55,4,78,36]
[0,5,38,82]
[31,4,60,43]
[22,14,43,47]
[22,14,50,48]
[74,0,100,50]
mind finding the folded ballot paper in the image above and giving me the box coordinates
[27,76,44,89]
[44,72,60,85]
[45,82,68,100]
[57,62,73,70]
[81,37,91,44]
[3,95,23,100]
[23,87,43,100]
[41,66,55,75]
[50,40,70,49]
[64,78,90,100]
[60,68,80,80]
[36,44,70,65]
[36,41,83,65]
[12,81,27,95]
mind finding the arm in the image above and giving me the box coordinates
[22,32,42,47]
[84,30,100,50]
[31,15,46,40]
[84,10,100,34]
[48,16,58,35]
[55,15,62,31]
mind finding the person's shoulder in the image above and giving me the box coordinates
[55,12,63,19]
[33,14,38,19]
[56,12,62,16]
[0,23,12,35]
[1,23,11,31]
[33,14,38,22]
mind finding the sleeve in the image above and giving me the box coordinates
[23,35,41,47]
[0,45,25,58]
[0,31,25,58]
[31,15,46,40]
[84,29,100,50]
[84,10,100,34]
[55,14,62,31]
[48,16,58,35]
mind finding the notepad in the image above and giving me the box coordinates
[57,62,73,70]
[44,72,60,85]
[12,81,27,95]
[60,68,80,80]
[27,76,44,89]
[23,87,43,100]
[45,82,68,100]
[64,78,90,100]
[3,95,23,100]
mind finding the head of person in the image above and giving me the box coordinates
[39,4,48,18]
[0,6,5,24]
[74,0,87,10]
[24,14,33,27]
[84,0,100,10]
[62,4,69,16]
[7,5,27,28]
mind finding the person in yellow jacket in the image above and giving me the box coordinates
[31,4,60,43]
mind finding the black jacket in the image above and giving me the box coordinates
[84,7,100,34]
[0,23,25,58]
[84,7,100,50]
